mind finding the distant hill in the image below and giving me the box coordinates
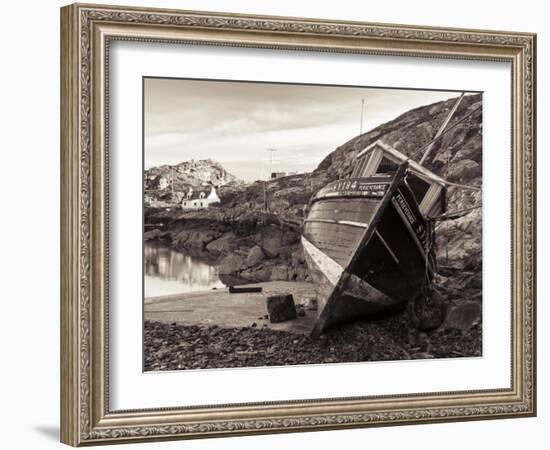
[144,159,241,205]
[145,158,237,192]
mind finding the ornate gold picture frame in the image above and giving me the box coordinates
[60,3,536,446]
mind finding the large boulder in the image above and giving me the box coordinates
[445,301,482,330]
[144,229,169,241]
[184,230,219,251]
[206,233,236,256]
[267,294,297,323]
[253,225,283,258]
[436,207,482,271]
[246,245,265,267]
[262,235,282,258]
[445,159,481,184]
[218,254,245,275]
[239,265,273,282]
[271,265,288,280]
[173,230,191,248]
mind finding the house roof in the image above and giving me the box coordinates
[181,186,216,201]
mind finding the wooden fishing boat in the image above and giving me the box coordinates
[303,140,449,336]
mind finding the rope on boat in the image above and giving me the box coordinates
[442,180,482,191]
[429,205,482,222]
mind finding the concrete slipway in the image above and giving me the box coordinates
[144,281,317,335]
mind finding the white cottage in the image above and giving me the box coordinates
[181,186,221,209]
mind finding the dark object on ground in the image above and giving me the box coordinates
[229,286,263,294]
[407,287,447,331]
[267,294,297,323]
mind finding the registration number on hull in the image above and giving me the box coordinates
[315,179,389,200]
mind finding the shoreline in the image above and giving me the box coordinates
[144,280,482,371]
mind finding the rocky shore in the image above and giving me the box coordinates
[144,308,481,371]
[144,203,309,284]
[144,269,482,371]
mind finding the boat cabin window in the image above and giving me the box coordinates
[377,157,399,175]
[405,174,431,204]
[351,154,369,178]
[351,148,400,178]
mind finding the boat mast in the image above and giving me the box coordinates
[419,93,465,165]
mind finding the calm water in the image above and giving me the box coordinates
[144,244,225,298]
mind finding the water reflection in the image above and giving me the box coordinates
[144,244,225,297]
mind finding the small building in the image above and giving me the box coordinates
[181,186,221,209]
[271,171,298,179]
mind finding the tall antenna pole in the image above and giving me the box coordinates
[359,98,365,135]
[267,148,277,180]
[265,148,277,213]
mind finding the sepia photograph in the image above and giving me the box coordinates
[142,78,483,371]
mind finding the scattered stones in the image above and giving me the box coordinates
[144,293,481,371]
[267,294,297,323]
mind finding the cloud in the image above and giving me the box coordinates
[144,78,466,180]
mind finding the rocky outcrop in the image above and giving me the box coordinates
[144,159,240,206]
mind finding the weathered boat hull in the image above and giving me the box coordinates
[303,165,436,336]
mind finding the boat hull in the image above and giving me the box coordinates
[302,167,436,336]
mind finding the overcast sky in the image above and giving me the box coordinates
[144,78,467,182]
